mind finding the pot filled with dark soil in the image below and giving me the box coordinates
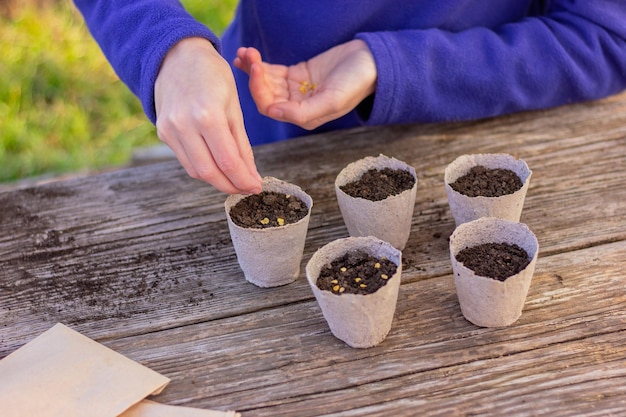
[449,217,539,327]
[335,154,417,250]
[225,176,313,287]
[444,153,531,226]
[305,236,402,348]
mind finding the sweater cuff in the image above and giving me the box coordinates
[355,32,400,126]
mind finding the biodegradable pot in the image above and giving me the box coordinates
[335,154,417,250]
[305,236,402,348]
[449,217,539,327]
[444,153,532,226]
[225,177,313,288]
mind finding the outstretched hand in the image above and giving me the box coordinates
[155,38,263,195]
[233,40,377,130]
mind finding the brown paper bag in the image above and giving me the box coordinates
[121,400,240,417]
[0,323,169,417]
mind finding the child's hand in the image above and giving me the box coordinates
[234,40,377,130]
[155,38,263,195]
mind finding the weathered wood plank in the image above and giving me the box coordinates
[1,94,625,355]
[86,240,625,416]
[0,93,625,416]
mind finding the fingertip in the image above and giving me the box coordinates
[251,175,264,193]
[239,181,262,196]
[248,164,263,182]
[249,185,263,195]
[247,47,262,63]
[250,62,263,76]
[268,107,283,120]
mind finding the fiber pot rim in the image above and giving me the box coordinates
[444,153,532,193]
[305,235,403,294]
[225,176,313,232]
[335,154,418,202]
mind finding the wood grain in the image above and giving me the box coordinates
[1,92,625,416]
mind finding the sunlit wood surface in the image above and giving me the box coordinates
[1,91,625,416]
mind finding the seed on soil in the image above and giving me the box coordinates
[316,250,398,295]
[229,191,309,229]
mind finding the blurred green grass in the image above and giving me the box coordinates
[0,0,237,183]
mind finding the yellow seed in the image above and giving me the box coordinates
[360,283,367,288]
[285,194,291,199]
[299,81,317,93]
[374,262,381,269]
[339,287,346,293]
[299,81,310,94]
[332,285,340,292]
[354,277,362,283]
[260,217,270,225]
[381,274,389,280]
[340,267,347,272]
[331,279,338,284]
[277,217,285,226]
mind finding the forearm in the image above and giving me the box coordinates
[73,0,221,123]
[356,0,626,125]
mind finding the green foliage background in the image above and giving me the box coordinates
[0,0,237,183]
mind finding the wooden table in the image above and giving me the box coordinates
[1,92,625,416]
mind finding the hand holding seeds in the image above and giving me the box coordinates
[233,40,377,130]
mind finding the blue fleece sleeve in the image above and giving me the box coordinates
[73,0,221,124]
[356,0,626,125]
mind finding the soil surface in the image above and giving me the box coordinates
[316,250,397,295]
[229,191,309,229]
[340,167,415,201]
[455,242,531,281]
[450,165,523,197]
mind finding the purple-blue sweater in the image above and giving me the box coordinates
[74,0,626,146]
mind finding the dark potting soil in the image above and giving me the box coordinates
[229,191,309,229]
[455,242,531,281]
[316,250,397,295]
[340,167,415,202]
[450,165,523,197]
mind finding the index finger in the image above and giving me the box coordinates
[201,116,263,194]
